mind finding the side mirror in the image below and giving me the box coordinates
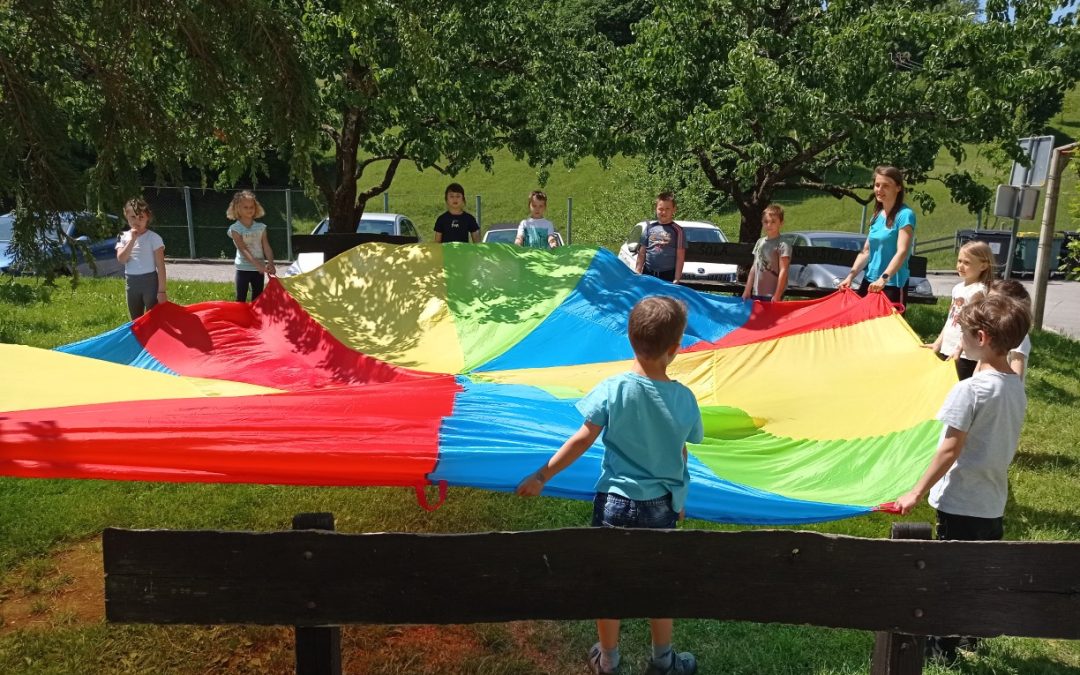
[76,235,91,244]
[627,242,640,254]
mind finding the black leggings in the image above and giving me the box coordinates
[235,270,265,302]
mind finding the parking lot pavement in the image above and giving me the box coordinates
[167,259,236,284]
[926,272,1079,339]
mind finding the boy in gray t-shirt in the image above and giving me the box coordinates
[742,204,792,301]
[894,294,1030,664]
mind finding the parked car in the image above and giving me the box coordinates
[310,212,421,240]
[0,211,123,277]
[482,224,565,247]
[781,230,934,299]
[618,220,738,282]
[281,212,420,277]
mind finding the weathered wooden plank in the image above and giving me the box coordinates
[292,513,341,675]
[103,528,1080,638]
[871,522,932,675]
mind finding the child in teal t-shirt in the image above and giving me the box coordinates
[517,296,703,675]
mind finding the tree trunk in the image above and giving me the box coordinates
[327,108,362,234]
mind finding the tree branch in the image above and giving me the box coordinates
[773,180,872,204]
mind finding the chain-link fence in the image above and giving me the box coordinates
[142,186,323,261]
[141,186,583,259]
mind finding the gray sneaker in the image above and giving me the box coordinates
[587,642,619,675]
[644,650,697,675]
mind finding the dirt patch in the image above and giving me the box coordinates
[0,539,104,635]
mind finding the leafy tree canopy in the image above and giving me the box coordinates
[0,0,317,274]
[302,0,596,232]
[610,0,1080,241]
[0,0,592,251]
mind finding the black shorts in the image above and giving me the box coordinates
[643,267,676,282]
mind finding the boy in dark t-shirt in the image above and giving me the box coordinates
[433,183,480,243]
[635,192,685,283]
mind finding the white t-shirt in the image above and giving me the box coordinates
[940,281,987,358]
[1010,333,1031,380]
[115,229,164,275]
[516,217,556,248]
[928,370,1026,519]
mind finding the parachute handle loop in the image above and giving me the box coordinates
[414,480,448,512]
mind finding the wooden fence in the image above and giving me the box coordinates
[103,514,1080,675]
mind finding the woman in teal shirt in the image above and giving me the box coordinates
[839,165,915,306]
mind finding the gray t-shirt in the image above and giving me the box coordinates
[751,236,793,297]
[928,370,1027,519]
[639,222,685,274]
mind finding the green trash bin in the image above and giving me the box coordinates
[1013,232,1064,276]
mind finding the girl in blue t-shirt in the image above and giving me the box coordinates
[227,190,275,302]
[838,166,915,306]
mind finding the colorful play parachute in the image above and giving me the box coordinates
[1,244,956,524]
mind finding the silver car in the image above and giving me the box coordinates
[482,224,564,247]
[781,230,933,299]
[310,212,421,239]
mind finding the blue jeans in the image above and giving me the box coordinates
[591,492,678,529]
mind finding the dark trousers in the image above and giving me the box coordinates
[930,510,1004,656]
[856,277,905,306]
[235,270,265,302]
[643,267,676,282]
[954,357,978,381]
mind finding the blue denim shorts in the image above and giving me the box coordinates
[591,492,678,529]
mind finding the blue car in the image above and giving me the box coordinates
[0,211,124,277]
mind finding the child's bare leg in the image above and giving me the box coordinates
[649,618,673,647]
[597,618,620,649]
[590,620,622,673]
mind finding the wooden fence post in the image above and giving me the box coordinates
[293,513,342,675]
[870,522,933,675]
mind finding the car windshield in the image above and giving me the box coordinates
[0,215,13,241]
[810,236,865,251]
[312,217,397,235]
[484,230,517,244]
[683,227,725,243]
[357,219,395,235]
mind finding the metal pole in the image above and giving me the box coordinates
[975,210,982,232]
[285,188,294,262]
[859,204,867,234]
[566,197,573,244]
[475,195,482,229]
[1004,217,1021,279]
[383,193,389,212]
[1032,143,1076,330]
[183,186,196,258]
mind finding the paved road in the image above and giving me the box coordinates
[166,259,1080,340]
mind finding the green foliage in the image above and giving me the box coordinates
[300,0,603,232]
[0,0,319,263]
[608,0,1080,241]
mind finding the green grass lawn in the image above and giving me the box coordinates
[0,275,1077,674]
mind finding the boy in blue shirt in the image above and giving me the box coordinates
[517,296,703,675]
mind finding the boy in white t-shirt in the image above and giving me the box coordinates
[988,279,1033,378]
[515,190,559,249]
[895,294,1031,664]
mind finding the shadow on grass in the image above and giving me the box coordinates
[0,280,51,306]
[1030,330,1080,383]
[1013,450,1080,473]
